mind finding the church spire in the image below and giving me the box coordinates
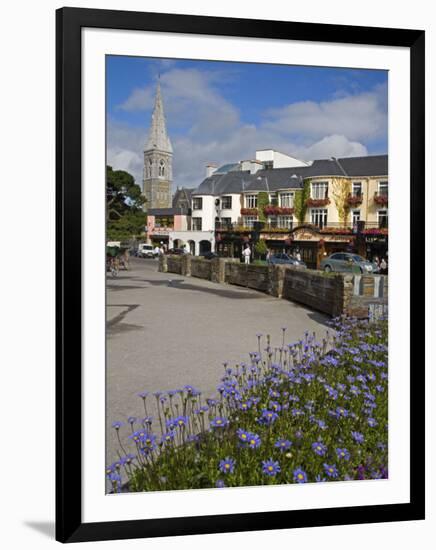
[145,81,172,153]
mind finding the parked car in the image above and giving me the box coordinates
[320,253,378,274]
[202,251,219,260]
[267,253,307,268]
[137,243,156,258]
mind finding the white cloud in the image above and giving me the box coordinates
[109,69,386,189]
[263,83,387,142]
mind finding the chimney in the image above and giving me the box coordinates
[206,163,218,178]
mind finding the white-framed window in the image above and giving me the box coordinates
[311,181,328,199]
[278,215,294,229]
[378,180,388,196]
[352,182,362,197]
[310,208,328,226]
[280,192,294,207]
[192,217,202,231]
[192,197,203,210]
[352,210,361,225]
[269,193,278,205]
[378,209,388,228]
[220,217,232,228]
[267,216,278,228]
[243,216,257,228]
[245,194,258,208]
[221,196,232,210]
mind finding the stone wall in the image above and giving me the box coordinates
[282,269,344,316]
[225,263,270,292]
[190,258,212,280]
[166,255,183,275]
[159,255,388,319]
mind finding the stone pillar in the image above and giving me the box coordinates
[317,239,326,270]
[268,264,286,298]
[181,254,191,276]
[158,254,168,273]
[211,258,237,284]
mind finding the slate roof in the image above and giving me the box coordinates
[147,207,186,216]
[336,155,388,177]
[192,155,388,196]
[172,187,193,209]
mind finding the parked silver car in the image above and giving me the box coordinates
[320,253,378,274]
[268,253,307,268]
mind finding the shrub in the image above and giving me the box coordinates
[108,317,388,492]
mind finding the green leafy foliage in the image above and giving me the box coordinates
[294,179,311,223]
[106,166,146,240]
[254,240,268,257]
[257,192,269,222]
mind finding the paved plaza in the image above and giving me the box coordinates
[106,258,329,465]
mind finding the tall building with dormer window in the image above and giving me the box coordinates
[143,81,173,208]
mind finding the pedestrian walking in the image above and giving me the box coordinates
[296,251,302,262]
[380,257,388,275]
[242,244,251,265]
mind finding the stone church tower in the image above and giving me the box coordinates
[143,81,173,208]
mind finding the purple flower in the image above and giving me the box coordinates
[210,416,229,429]
[293,468,308,483]
[127,416,137,425]
[260,409,279,425]
[351,431,365,444]
[216,479,226,488]
[119,454,135,465]
[112,421,123,430]
[175,415,189,428]
[367,417,378,427]
[312,441,328,456]
[262,459,281,477]
[323,463,339,478]
[247,432,261,449]
[274,439,292,451]
[219,457,236,474]
[336,448,351,460]
[161,431,176,444]
[335,406,349,418]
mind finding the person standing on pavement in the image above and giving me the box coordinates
[242,244,251,265]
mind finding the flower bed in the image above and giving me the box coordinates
[107,317,388,492]
[305,198,331,207]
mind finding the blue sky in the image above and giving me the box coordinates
[107,56,387,189]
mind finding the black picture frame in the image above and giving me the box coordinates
[56,7,425,543]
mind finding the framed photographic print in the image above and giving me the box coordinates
[56,7,425,543]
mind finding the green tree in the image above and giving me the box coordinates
[106,166,146,241]
[254,239,268,258]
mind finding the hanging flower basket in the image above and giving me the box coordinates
[305,198,330,207]
[241,208,258,215]
[374,194,388,206]
[263,206,295,216]
[346,195,363,207]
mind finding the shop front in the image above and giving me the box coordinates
[362,230,388,261]
[289,226,356,269]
